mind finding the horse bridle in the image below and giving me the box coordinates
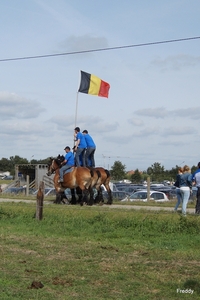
[49,159,61,174]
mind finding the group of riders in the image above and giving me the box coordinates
[58,127,96,183]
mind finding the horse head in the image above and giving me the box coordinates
[55,154,65,165]
[47,155,65,176]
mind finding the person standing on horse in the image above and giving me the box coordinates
[74,127,87,167]
[58,146,74,183]
[82,130,96,167]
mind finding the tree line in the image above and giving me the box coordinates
[0,156,198,183]
[0,156,49,175]
[110,161,198,183]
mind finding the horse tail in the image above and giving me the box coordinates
[90,169,94,177]
[104,169,110,178]
[96,170,101,179]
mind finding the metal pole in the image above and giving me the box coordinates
[74,92,79,129]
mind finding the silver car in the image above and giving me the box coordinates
[122,190,169,202]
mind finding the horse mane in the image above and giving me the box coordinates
[55,154,65,165]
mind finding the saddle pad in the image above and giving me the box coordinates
[64,167,74,175]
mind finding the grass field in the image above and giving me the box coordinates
[1,202,200,299]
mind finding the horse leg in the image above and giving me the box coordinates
[70,188,77,205]
[88,188,94,206]
[105,186,113,205]
[95,188,104,204]
[55,192,62,204]
[75,187,83,204]
[60,191,70,204]
[79,189,89,206]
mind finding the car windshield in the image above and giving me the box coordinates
[130,192,147,200]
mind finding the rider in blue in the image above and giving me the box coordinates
[74,127,87,167]
[192,162,200,214]
[82,129,96,167]
[58,146,74,183]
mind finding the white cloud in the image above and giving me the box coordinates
[128,117,144,126]
[60,35,108,52]
[162,126,195,136]
[0,92,45,120]
[133,107,200,121]
[151,54,200,71]
[172,107,200,119]
[134,107,169,118]
[1,121,52,137]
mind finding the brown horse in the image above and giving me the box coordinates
[75,167,112,205]
[47,155,94,205]
[93,167,112,204]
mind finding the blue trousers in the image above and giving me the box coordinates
[174,188,182,210]
[180,187,190,215]
[59,164,72,180]
[85,147,96,167]
[75,148,86,167]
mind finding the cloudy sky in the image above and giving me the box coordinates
[0,0,200,171]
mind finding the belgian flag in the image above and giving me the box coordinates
[78,70,110,98]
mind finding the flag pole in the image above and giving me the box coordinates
[74,70,81,146]
[75,70,81,128]
[74,91,78,129]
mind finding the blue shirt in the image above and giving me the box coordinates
[76,132,87,148]
[179,172,193,188]
[84,133,96,148]
[192,168,200,187]
[64,152,74,166]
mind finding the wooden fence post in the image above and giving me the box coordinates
[147,176,150,201]
[26,175,29,196]
[36,181,44,220]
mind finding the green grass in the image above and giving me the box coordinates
[0,202,200,299]
[0,179,14,185]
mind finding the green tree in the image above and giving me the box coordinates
[110,161,126,181]
[147,162,165,182]
[0,158,10,172]
[130,169,142,183]
[31,158,50,164]
[191,165,197,174]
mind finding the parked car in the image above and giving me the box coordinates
[115,183,146,195]
[122,190,169,202]
[103,190,128,201]
[150,186,176,199]
[1,175,14,180]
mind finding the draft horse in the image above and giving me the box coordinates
[70,166,113,205]
[47,155,94,206]
[93,167,113,205]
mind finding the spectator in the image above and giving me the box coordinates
[174,167,183,212]
[74,127,87,167]
[82,130,96,167]
[58,146,74,183]
[179,165,193,216]
[192,162,200,214]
